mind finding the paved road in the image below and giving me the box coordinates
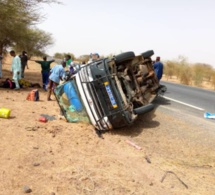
[154,81,215,120]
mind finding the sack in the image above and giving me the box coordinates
[26,89,39,101]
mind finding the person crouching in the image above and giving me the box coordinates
[47,61,66,101]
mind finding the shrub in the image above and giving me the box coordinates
[179,65,192,85]
[211,71,215,90]
[164,60,175,80]
[192,64,204,87]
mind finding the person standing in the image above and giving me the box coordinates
[10,50,22,89]
[92,53,100,61]
[65,55,74,74]
[20,51,28,78]
[0,53,3,79]
[34,56,55,91]
[153,56,164,81]
[47,61,66,101]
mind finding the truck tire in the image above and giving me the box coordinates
[115,51,135,64]
[141,50,154,58]
[133,104,154,115]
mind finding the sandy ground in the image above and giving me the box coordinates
[0,58,215,195]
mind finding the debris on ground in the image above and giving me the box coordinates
[0,107,11,118]
[145,156,151,164]
[25,126,40,131]
[39,116,48,123]
[204,112,215,119]
[126,140,142,150]
[160,171,188,189]
[33,163,40,167]
[40,114,56,121]
[23,185,32,193]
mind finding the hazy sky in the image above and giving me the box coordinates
[37,0,215,66]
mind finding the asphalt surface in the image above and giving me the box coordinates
[154,81,215,120]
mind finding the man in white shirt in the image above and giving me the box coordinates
[10,50,22,89]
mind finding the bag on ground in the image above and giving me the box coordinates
[2,78,16,89]
[26,89,39,101]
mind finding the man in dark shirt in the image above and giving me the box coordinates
[153,56,163,81]
[35,56,55,91]
[20,51,28,78]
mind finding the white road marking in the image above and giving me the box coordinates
[163,96,205,111]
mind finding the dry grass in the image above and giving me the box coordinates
[162,75,215,91]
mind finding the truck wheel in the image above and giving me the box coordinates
[141,50,154,58]
[115,51,135,64]
[133,104,154,115]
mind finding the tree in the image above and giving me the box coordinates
[192,64,204,87]
[211,70,215,90]
[0,0,60,53]
[176,56,192,85]
[54,53,65,59]
[202,63,213,82]
[0,0,29,52]
[14,28,53,57]
[54,52,75,60]
[76,54,90,63]
[164,60,176,80]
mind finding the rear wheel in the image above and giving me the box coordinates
[141,50,154,58]
[115,51,135,64]
[133,103,154,115]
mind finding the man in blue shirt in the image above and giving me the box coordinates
[47,61,66,101]
[153,56,163,81]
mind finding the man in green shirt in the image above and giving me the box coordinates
[35,56,54,91]
[65,55,74,74]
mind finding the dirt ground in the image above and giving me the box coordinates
[0,57,215,195]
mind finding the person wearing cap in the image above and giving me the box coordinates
[92,53,100,61]
[87,53,100,63]
[87,53,93,63]
[153,56,163,81]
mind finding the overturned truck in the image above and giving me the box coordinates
[55,50,166,131]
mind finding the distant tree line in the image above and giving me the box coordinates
[164,56,215,90]
[0,0,61,56]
